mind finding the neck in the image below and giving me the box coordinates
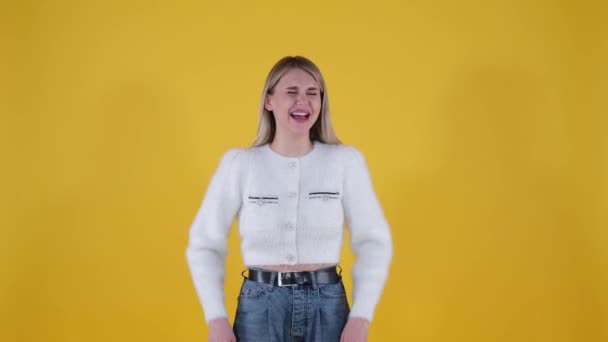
[270,132,314,158]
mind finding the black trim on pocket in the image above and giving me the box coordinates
[308,191,340,200]
[247,195,279,205]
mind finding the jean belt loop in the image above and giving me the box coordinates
[268,272,276,291]
[310,271,318,290]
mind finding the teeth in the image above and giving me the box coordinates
[291,112,308,116]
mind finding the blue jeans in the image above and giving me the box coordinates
[232,272,350,342]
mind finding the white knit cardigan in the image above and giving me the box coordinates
[186,140,393,322]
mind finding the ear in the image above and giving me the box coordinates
[264,95,273,111]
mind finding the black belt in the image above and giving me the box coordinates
[244,265,342,287]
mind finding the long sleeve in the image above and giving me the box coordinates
[342,146,393,321]
[185,148,242,323]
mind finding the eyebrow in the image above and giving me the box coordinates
[286,86,320,92]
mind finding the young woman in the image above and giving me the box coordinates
[186,56,393,342]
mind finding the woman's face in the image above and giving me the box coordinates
[265,68,322,139]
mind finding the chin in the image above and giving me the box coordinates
[288,129,312,137]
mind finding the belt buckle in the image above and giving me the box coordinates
[277,272,296,287]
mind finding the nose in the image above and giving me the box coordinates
[296,93,307,104]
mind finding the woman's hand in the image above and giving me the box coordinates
[207,317,236,342]
[340,317,370,342]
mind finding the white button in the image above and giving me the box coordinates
[257,199,265,206]
[288,192,297,199]
[288,161,297,169]
[323,195,329,201]
[286,253,295,262]
[285,222,294,230]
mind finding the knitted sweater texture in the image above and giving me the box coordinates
[186,140,392,322]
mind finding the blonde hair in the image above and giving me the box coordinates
[251,56,342,147]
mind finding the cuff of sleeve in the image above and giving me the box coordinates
[348,300,376,322]
[203,305,229,324]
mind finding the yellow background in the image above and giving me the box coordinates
[2,0,607,341]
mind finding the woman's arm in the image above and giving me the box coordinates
[186,148,242,323]
[342,146,393,322]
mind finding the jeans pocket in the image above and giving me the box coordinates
[317,281,350,341]
[238,279,271,299]
[318,281,347,299]
[234,280,270,341]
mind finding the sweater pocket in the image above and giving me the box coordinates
[306,191,343,227]
[240,194,281,230]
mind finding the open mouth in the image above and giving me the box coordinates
[290,112,310,122]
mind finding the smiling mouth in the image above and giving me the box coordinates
[290,112,311,121]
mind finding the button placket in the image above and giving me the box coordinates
[284,158,299,265]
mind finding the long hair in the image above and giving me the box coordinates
[251,56,341,146]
